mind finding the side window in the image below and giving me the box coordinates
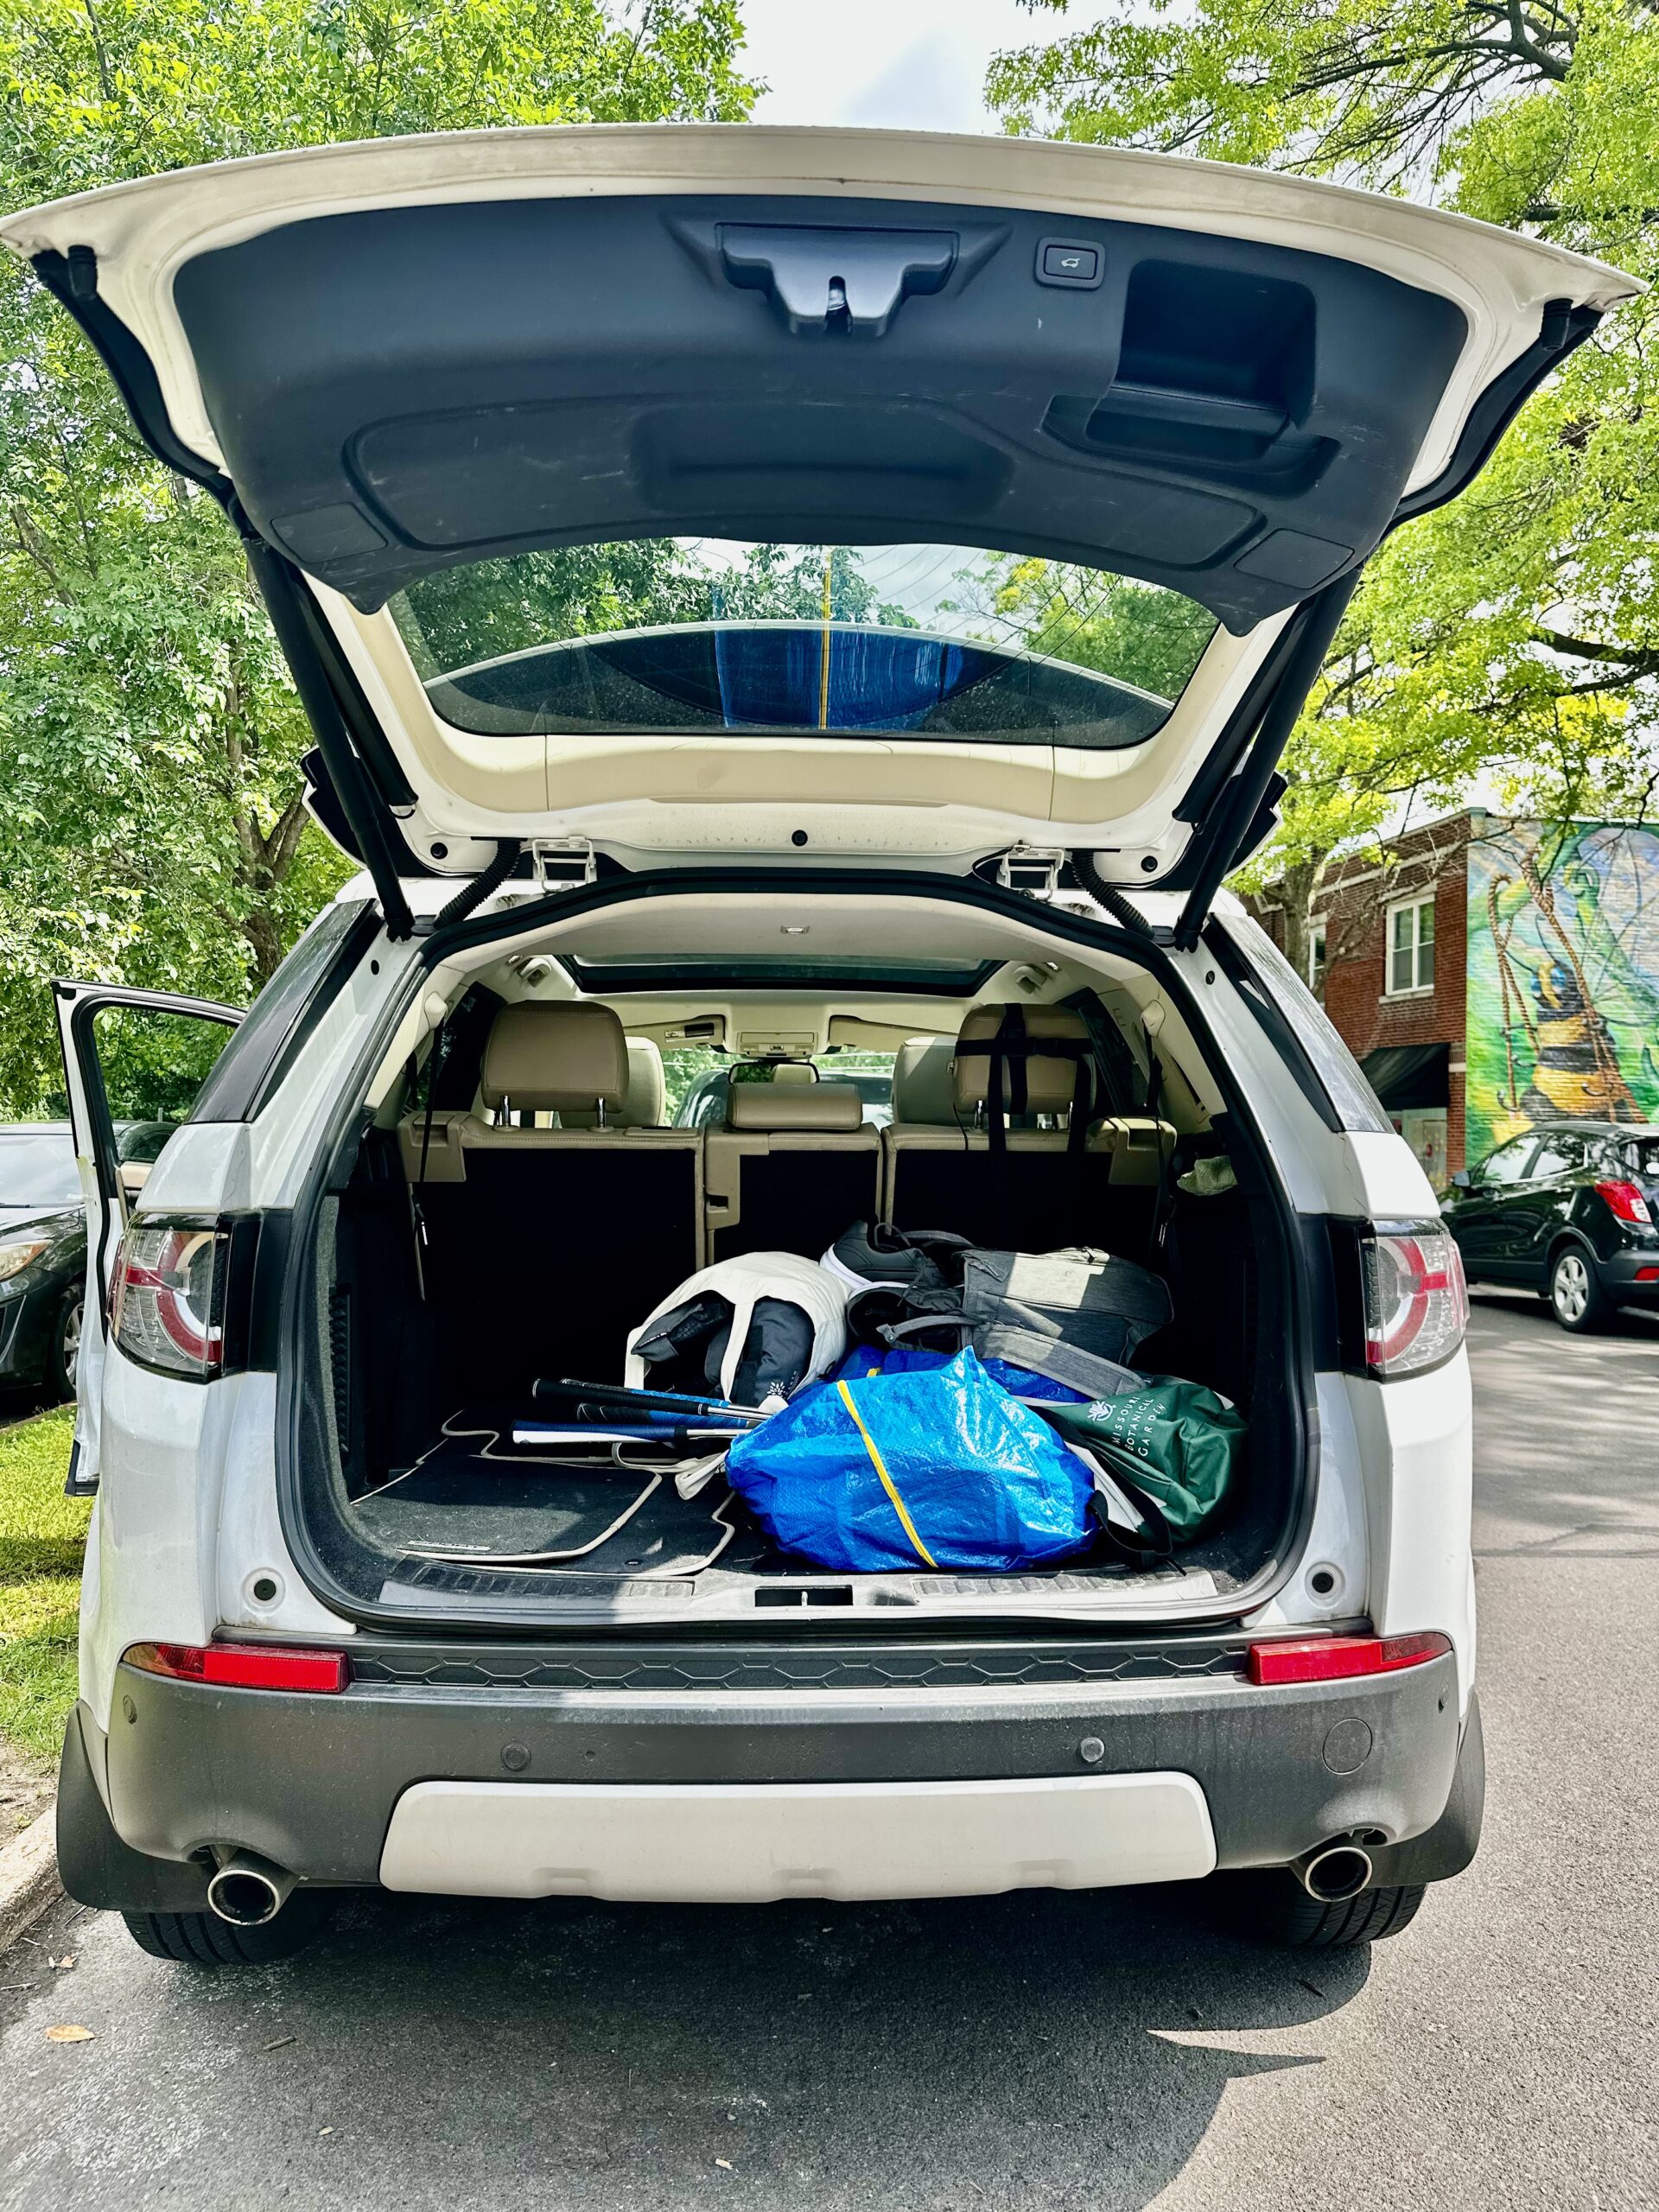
[87,1007,236,1197]
[1477,1138,1536,1188]
[1529,1133,1584,1180]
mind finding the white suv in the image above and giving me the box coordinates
[7,127,1630,1966]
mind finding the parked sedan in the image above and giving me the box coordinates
[0,1120,176,1398]
[1443,1122,1659,1332]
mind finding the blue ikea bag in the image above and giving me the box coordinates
[725,1346,1092,1573]
[827,1343,1085,1402]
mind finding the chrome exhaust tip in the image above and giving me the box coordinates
[206,1852,296,1927]
[1297,1842,1373,1903]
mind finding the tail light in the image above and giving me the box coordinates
[1594,1179,1653,1225]
[109,1218,231,1380]
[1359,1222,1468,1377]
[1247,1631,1451,1686]
[124,1641,349,1693]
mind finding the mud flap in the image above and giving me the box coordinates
[1365,1688,1485,1888]
[56,1702,214,1914]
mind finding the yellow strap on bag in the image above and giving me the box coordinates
[835,1378,938,1569]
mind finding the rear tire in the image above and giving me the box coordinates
[122,1890,334,1965]
[1548,1245,1610,1332]
[1213,1870,1427,1948]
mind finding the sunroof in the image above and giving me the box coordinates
[562,954,1002,995]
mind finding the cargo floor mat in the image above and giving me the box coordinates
[355,1427,658,1562]
[511,1471,739,1579]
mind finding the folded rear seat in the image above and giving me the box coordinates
[883,1007,1167,1255]
[705,1084,881,1262]
[400,1003,702,1391]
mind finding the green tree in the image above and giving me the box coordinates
[989,1,1659,969]
[957,555,1217,698]
[0,1,757,1113]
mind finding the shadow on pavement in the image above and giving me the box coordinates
[1466,1290,1659,1556]
[111,1882,1366,2209]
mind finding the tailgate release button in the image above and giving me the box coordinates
[1038,239,1103,289]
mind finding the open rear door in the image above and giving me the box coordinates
[54,982,241,1495]
[4,129,1642,917]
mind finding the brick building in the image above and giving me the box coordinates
[1256,810,1659,1184]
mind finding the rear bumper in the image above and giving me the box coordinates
[78,1633,1470,1904]
[1599,1249,1659,1304]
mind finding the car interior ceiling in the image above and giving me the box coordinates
[309,904,1302,1606]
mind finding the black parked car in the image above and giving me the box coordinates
[1443,1122,1659,1332]
[0,1121,175,1398]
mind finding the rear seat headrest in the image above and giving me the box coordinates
[953,1004,1091,1113]
[480,1001,627,1113]
[890,1036,958,1126]
[559,1037,665,1128]
[728,1084,863,1132]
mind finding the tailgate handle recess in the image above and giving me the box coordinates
[719,225,957,338]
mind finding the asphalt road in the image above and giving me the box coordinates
[2,1294,1655,2212]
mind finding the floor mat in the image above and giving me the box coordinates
[526,1469,739,1579]
[354,1429,658,1562]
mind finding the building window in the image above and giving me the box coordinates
[1387,896,1434,995]
[1308,919,1328,997]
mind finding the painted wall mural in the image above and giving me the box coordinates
[1466,822,1659,1160]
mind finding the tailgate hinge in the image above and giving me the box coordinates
[529,837,598,891]
[996,846,1067,899]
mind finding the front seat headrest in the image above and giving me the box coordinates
[728,1084,863,1132]
[480,1002,627,1113]
[560,1037,666,1128]
[889,1036,959,1125]
[953,1004,1091,1113]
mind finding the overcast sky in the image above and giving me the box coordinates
[737,0,1075,135]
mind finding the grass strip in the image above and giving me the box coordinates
[0,1410,84,1769]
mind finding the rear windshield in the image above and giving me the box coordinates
[389,539,1217,749]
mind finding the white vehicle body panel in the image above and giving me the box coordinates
[378,1770,1218,1902]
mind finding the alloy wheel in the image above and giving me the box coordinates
[60,1296,82,1392]
[1552,1253,1590,1324]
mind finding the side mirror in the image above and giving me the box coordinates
[1449,1169,1471,1191]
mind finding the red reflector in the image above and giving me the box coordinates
[1637,1266,1659,1284]
[124,1641,349,1694]
[1246,1632,1452,1687]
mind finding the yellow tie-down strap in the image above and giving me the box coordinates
[835,1378,938,1569]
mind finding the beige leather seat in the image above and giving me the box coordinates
[883,1004,1168,1253]
[401,1002,702,1389]
[560,1036,666,1128]
[704,1081,882,1262]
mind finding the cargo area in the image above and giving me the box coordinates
[297,897,1311,1624]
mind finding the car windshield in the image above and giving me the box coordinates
[0,1130,80,1209]
[389,539,1217,750]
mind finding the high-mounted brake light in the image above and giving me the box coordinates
[1358,1222,1468,1377]
[124,1641,349,1694]
[1594,1179,1653,1225]
[1247,1632,1451,1686]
